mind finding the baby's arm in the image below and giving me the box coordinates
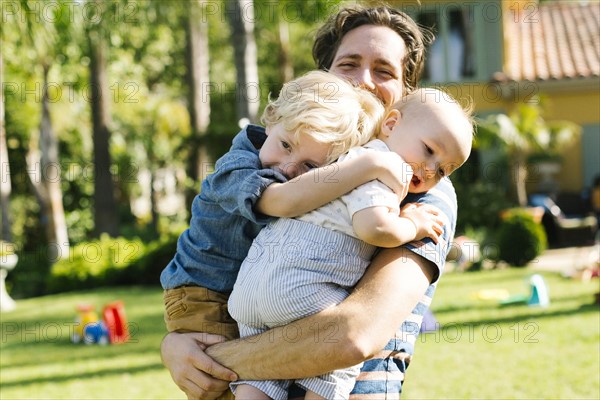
[353,203,444,248]
[256,150,410,218]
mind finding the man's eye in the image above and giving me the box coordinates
[377,69,394,78]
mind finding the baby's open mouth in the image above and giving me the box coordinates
[411,175,421,186]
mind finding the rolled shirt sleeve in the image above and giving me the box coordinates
[160,125,286,293]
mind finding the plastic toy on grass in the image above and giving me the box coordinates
[499,274,550,307]
[527,274,550,307]
[72,301,129,345]
[72,304,110,345]
[103,301,129,344]
[473,274,551,308]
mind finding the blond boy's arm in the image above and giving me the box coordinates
[256,151,409,217]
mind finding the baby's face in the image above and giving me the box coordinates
[379,102,472,193]
[259,122,330,179]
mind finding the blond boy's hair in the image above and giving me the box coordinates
[261,71,385,164]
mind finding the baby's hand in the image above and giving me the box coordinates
[401,203,445,243]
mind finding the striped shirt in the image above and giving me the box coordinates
[350,177,456,398]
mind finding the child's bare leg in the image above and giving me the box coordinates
[303,390,326,400]
[233,384,271,400]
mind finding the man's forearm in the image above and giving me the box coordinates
[206,247,434,380]
[206,306,357,380]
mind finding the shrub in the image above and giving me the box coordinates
[47,235,146,293]
[455,181,512,234]
[497,210,547,267]
[6,246,52,299]
[126,232,178,285]
[44,233,178,294]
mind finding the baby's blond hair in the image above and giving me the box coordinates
[261,71,385,164]
[393,87,475,140]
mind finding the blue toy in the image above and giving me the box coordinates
[72,304,110,345]
[527,274,550,307]
[82,321,110,345]
[71,302,129,345]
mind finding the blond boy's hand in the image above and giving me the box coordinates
[367,151,413,202]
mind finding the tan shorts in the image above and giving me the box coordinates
[163,286,239,340]
[164,286,238,400]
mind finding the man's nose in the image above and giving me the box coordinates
[355,69,376,91]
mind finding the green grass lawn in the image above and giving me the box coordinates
[0,286,184,399]
[1,270,598,399]
[403,269,600,399]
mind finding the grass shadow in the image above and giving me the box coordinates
[443,302,599,328]
[1,362,165,389]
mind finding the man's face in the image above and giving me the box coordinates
[329,25,406,106]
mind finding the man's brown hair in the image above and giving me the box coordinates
[312,5,433,94]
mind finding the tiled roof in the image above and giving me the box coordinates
[502,1,599,82]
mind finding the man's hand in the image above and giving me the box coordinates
[161,332,238,399]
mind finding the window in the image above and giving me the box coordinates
[417,6,477,83]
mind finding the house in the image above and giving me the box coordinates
[407,0,599,195]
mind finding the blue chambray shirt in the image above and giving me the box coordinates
[160,125,286,293]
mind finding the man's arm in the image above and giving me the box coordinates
[205,247,435,379]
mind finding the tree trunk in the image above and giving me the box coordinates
[185,0,211,210]
[40,65,69,257]
[227,0,259,124]
[0,49,12,243]
[513,154,529,207]
[24,65,70,260]
[149,168,159,237]
[278,14,294,85]
[88,7,119,237]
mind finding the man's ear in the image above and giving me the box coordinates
[381,109,401,137]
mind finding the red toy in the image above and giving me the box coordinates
[102,301,129,344]
[72,301,129,345]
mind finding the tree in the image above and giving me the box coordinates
[226,0,259,124]
[185,0,212,209]
[34,64,70,256]
[0,48,11,243]
[16,0,70,257]
[479,99,581,206]
[87,0,118,237]
[276,4,294,85]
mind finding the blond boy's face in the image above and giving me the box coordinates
[379,101,472,193]
[259,123,330,179]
